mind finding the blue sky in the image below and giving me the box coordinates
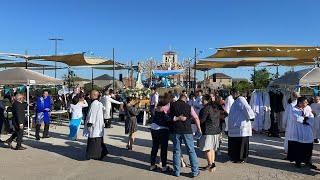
[0,0,319,80]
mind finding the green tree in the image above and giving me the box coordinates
[251,68,271,89]
[62,70,78,88]
[232,81,253,92]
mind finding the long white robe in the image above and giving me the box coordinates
[282,100,297,153]
[100,95,122,119]
[250,91,264,132]
[280,92,289,132]
[263,92,271,130]
[86,100,105,138]
[224,95,234,132]
[228,96,255,137]
[287,105,314,144]
[310,103,320,139]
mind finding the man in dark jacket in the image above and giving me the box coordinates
[5,93,27,150]
[169,94,202,177]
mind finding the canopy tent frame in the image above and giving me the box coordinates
[0,68,63,137]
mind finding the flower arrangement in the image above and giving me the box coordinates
[123,88,151,100]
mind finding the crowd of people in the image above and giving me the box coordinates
[0,86,319,177]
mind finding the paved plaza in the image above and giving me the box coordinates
[0,119,320,180]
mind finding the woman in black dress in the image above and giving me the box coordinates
[125,97,140,150]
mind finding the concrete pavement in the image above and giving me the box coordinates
[0,120,319,180]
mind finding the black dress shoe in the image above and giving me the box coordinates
[15,146,27,150]
[4,140,13,149]
[42,136,50,138]
[306,163,318,170]
[36,137,40,141]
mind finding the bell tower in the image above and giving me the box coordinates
[162,51,178,70]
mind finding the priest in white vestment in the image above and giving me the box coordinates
[228,89,255,163]
[85,90,108,160]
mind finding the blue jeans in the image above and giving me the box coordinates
[172,133,199,176]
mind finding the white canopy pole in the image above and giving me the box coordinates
[26,84,30,137]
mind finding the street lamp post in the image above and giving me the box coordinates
[112,48,115,90]
[49,38,64,78]
[188,58,191,93]
[194,48,197,93]
[49,38,63,94]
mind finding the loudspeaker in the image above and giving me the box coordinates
[119,74,123,81]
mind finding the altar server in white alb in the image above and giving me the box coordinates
[228,89,255,163]
[311,96,320,144]
[85,90,108,160]
[287,97,316,169]
[282,91,299,153]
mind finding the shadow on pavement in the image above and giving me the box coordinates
[13,125,320,177]
[23,138,87,161]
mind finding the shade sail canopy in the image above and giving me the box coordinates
[0,68,63,85]
[153,69,184,77]
[27,53,116,66]
[29,67,67,70]
[196,57,316,70]
[208,44,320,59]
[0,62,54,68]
[93,65,130,70]
[0,58,14,61]
[269,67,320,87]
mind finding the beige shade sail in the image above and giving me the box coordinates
[27,53,116,66]
[30,67,67,70]
[0,58,14,61]
[0,62,54,68]
[93,65,130,70]
[0,67,63,85]
[196,57,316,70]
[207,44,320,59]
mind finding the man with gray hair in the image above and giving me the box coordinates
[5,93,27,150]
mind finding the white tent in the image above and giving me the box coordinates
[0,68,63,136]
[269,67,320,88]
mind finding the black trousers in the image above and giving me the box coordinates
[104,119,112,128]
[287,141,313,164]
[7,126,23,147]
[35,123,50,138]
[228,136,249,162]
[269,111,279,136]
[150,129,169,167]
[0,117,3,135]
